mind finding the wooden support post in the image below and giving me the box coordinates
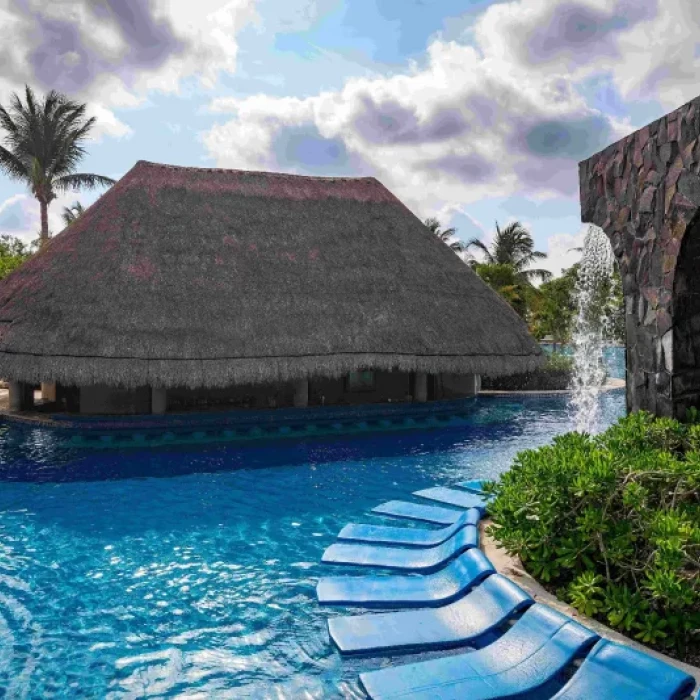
[294,379,309,407]
[414,372,427,403]
[151,387,167,415]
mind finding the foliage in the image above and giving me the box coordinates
[486,411,700,661]
[530,266,578,342]
[466,220,551,284]
[424,217,465,254]
[530,263,624,344]
[61,200,85,226]
[0,85,115,247]
[473,262,527,318]
[542,351,574,372]
[0,234,35,280]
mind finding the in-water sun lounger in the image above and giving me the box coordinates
[456,479,490,494]
[359,603,599,700]
[316,548,494,608]
[322,525,478,573]
[337,508,481,547]
[371,500,465,525]
[414,486,490,512]
[552,639,697,700]
[328,573,532,655]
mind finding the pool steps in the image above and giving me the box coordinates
[317,479,696,699]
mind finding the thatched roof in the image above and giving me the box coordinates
[0,161,542,388]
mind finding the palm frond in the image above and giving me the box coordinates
[0,145,30,180]
[61,201,85,226]
[464,237,494,263]
[53,172,116,192]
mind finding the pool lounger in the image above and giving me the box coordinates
[322,525,478,573]
[552,638,697,700]
[359,603,599,700]
[337,508,481,547]
[316,547,494,607]
[328,573,532,655]
[371,500,465,525]
[414,486,491,512]
[456,479,489,494]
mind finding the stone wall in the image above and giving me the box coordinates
[579,95,700,418]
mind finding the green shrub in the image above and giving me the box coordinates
[485,411,700,661]
[542,352,574,372]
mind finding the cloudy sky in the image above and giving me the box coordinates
[0,0,698,275]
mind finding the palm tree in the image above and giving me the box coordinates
[424,217,465,253]
[466,220,552,283]
[0,85,115,250]
[61,201,85,226]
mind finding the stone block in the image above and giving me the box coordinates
[638,186,657,212]
[668,118,679,142]
[661,330,673,372]
[664,183,676,215]
[655,371,670,395]
[676,171,700,205]
[657,308,672,335]
[681,139,697,169]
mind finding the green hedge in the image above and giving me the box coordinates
[485,411,699,662]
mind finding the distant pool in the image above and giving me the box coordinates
[540,343,626,380]
[0,392,624,697]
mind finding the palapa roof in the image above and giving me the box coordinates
[0,160,542,389]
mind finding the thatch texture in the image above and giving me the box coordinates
[0,161,542,388]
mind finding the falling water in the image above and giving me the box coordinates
[569,224,617,433]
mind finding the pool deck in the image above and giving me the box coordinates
[481,521,700,690]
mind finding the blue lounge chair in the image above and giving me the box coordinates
[328,573,532,655]
[316,548,494,608]
[359,604,599,699]
[371,500,465,525]
[414,486,491,512]
[457,479,489,494]
[337,508,481,547]
[552,639,697,700]
[322,525,478,573]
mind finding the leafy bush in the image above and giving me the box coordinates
[543,352,574,372]
[485,411,699,662]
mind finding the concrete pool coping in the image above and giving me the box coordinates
[480,377,626,395]
[480,520,700,691]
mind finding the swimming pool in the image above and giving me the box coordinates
[0,392,624,697]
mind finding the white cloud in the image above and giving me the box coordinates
[202,0,660,221]
[542,227,587,277]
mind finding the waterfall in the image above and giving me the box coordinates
[568,224,617,433]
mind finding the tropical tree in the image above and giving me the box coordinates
[424,217,465,253]
[530,265,578,341]
[466,220,552,284]
[473,262,529,318]
[61,201,85,226]
[0,234,35,280]
[0,85,115,249]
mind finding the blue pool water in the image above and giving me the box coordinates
[0,392,624,698]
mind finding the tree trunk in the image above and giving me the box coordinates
[39,198,49,250]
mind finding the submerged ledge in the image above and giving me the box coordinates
[480,377,625,396]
